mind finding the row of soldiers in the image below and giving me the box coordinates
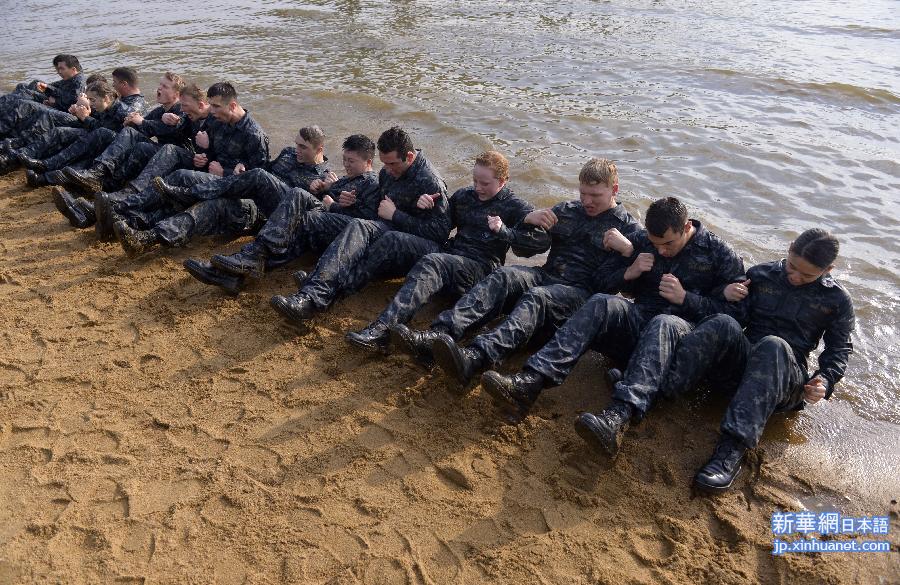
[0,57,855,493]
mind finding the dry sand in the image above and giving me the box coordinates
[0,173,897,584]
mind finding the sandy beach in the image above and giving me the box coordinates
[0,172,896,583]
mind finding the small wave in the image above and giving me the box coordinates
[269,8,334,19]
[818,24,899,38]
[99,40,141,53]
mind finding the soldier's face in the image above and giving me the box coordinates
[55,63,77,80]
[342,149,370,177]
[379,150,414,178]
[157,77,179,105]
[294,136,320,164]
[180,95,208,121]
[472,164,506,200]
[86,91,113,113]
[786,252,829,286]
[647,223,692,257]
[580,181,618,216]
[112,76,128,97]
[208,96,234,122]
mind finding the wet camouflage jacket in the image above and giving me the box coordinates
[136,102,190,148]
[741,260,854,397]
[207,111,270,176]
[80,93,146,132]
[516,201,640,292]
[43,73,86,111]
[326,171,381,220]
[378,150,449,243]
[444,186,537,268]
[267,148,329,191]
[614,220,745,322]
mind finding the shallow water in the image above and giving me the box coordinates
[1,0,897,495]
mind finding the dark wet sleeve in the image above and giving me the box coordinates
[333,178,381,220]
[43,79,63,98]
[242,131,270,172]
[677,247,746,322]
[815,296,855,399]
[392,192,452,243]
[139,110,185,138]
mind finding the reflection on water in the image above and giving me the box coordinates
[0,0,897,483]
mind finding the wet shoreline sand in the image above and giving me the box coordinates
[0,173,896,583]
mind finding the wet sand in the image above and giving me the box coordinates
[0,173,897,583]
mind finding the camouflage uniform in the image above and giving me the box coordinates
[296,150,448,309]
[524,220,745,408]
[660,260,854,447]
[0,73,86,135]
[369,186,536,327]
[148,198,260,249]
[432,201,639,365]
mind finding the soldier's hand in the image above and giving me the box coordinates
[193,153,208,168]
[603,228,634,256]
[803,376,827,404]
[126,112,144,126]
[194,131,210,149]
[323,171,339,187]
[44,97,56,106]
[73,105,90,121]
[161,112,180,126]
[338,189,356,207]
[659,273,686,304]
[624,253,654,281]
[233,163,246,175]
[378,197,397,220]
[322,194,335,210]
[208,161,224,177]
[36,82,47,92]
[524,208,557,230]
[416,193,441,209]
[724,279,751,302]
[487,215,504,233]
[308,179,325,194]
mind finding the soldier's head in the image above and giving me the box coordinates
[377,126,416,179]
[157,72,185,106]
[342,134,375,177]
[786,229,838,286]
[52,54,81,79]
[207,82,240,123]
[645,197,692,258]
[578,158,619,216]
[179,84,209,121]
[472,151,509,201]
[85,74,107,85]
[85,80,117,113]
[111,67,139,96]
[295,126,326,164]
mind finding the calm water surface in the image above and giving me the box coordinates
[1,0,897,495]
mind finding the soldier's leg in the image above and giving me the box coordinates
[298,219,392,309]
[430,265,546,340]
[720,336,807,448]
[470,283,590,365]
[106,141,159,189]
[165,168,218,189]
[190,168,291,216]
[93,126,151,173]
[43,127,116,171]
[127,144,192,193]
[342,231,444,297]
[154,199,259,248]
[523,295,645,386]
[254,189,329,258]
[19,127,85,159]
[375,253,486,326]
[660,314,750,400]
[611,314,696,417]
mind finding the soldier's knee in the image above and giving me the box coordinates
[647,313,690,332]
[757,335,792,357]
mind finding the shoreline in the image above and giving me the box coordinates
[0,173,897,583]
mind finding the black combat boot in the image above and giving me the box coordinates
[270,293,316,324]
[52,186,91,228]
[152,176,191,204]
[44,169,67,186]
[63,164,107,193]
[292,270,308,289]
[345,321,390,351]
[25,169,48,188]
[0,153,16,175]
[389,324,445,368]
[607,367,623,386]
[183,258,244,296]
[573,400,634,462]
[432,334,487,389]
[15,152,46,172]
[72,197,97,227]
[93,191,122,241]
[210,245,267,278]
[693,434,747,493]
[480,369,547,422]
[113,220,160,257]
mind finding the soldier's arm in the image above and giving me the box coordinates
[815,295,855,399]
[43,79,63,98]
[391,185,452,243]
[677,245,746,322]
[332,177,381,220]
[242,131,270,171]
[140,108,185,138]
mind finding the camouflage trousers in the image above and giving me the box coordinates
[117,168,219,230]
[241,188,329,266]
[430,265,590,365]
[151,198,259,248]
[93,126,161,189]
[176,168,294,216]
[42,127,116,171]
[374,252,490,328]
[299,219,441,310]
[661,314,807,448]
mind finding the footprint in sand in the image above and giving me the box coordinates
[628,527,676,567]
